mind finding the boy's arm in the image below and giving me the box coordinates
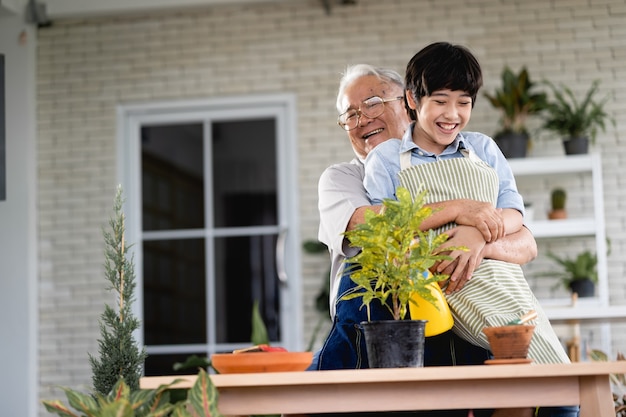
[435,225,537,294]
[349,199,504,242]
[502,208,524,236]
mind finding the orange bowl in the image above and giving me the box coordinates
[211,351,314,374]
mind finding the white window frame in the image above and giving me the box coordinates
[116,94,302,354]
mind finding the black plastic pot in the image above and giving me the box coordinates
[563,136,589,155]
[569,278,595,298]
[494,132,529,159]
[360,320,427,368]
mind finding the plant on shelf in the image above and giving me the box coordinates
[548,187,567,220]
[540,250,598,298]
[341,187,461,367]
[541,79,615,155]
[484,66,547,158]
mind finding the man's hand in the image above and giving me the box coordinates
[453,200,505,243]
[433,225,487,294]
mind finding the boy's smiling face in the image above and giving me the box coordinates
[407,88,473,155]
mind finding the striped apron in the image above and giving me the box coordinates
[398,149,570,364]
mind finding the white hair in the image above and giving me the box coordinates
[336,64,405,113]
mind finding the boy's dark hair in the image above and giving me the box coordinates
[405,41,483,120]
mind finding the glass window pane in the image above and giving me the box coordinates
[143,238,206,345]
[144,352,207,377]
[142,124,205,231]
[212,119,277,227]
[214,235,280,344]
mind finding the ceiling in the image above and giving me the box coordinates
[2,0,318,20]
[43,0,300,19]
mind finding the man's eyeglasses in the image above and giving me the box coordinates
[337,96,404,131]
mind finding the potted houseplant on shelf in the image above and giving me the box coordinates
[484,66,547,158]
[548,187,567,220]
[541,79,614,155]
[342,187,459,368]
[541,250,598,298]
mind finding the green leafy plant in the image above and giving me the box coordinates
[302,240,331,351]
[89,186,147,395]
[541,250,598,291]
[484,66,547,136]
[542,79,614,143]
[43,187,223,417]
[342,187,461,321]
[43,368,222,417]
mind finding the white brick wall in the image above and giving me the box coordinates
[36,0,626,412]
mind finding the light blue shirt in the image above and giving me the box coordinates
[363,123,524,213]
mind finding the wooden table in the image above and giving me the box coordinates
[141,362,626,417]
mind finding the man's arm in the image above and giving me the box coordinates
[318,162,370,254]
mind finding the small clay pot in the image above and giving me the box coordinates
[483,325,535,359]
[548,209,567,220]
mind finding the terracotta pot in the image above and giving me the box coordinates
[548,209,567,220]
[482,325,535,359]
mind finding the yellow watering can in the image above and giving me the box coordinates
[409,272,454,337]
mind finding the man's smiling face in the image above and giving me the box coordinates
[341,75,409,159]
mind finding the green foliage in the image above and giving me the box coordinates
[484,66,547,136]
[550,188,567,210]
[343,187,461,321]
[302,240,331,351]
[540,250,598,290]
[43,369,222,417]
[250,300,270,346]
[542,79,614,143]
[89,186,147,395]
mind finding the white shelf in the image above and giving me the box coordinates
[508,154,595,175]
[525,218,597,238]
[545,305,626,322]
[508,154,619,348]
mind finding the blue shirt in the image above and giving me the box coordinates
[363,123,524,213]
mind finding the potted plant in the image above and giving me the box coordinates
[43,187,223,416]
[542,250,598,297]
[342,187,459,368]
[484,66,547,158]
[548,187,567,220]
[541,79,614,155]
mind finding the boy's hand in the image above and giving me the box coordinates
[433,225,486,293]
